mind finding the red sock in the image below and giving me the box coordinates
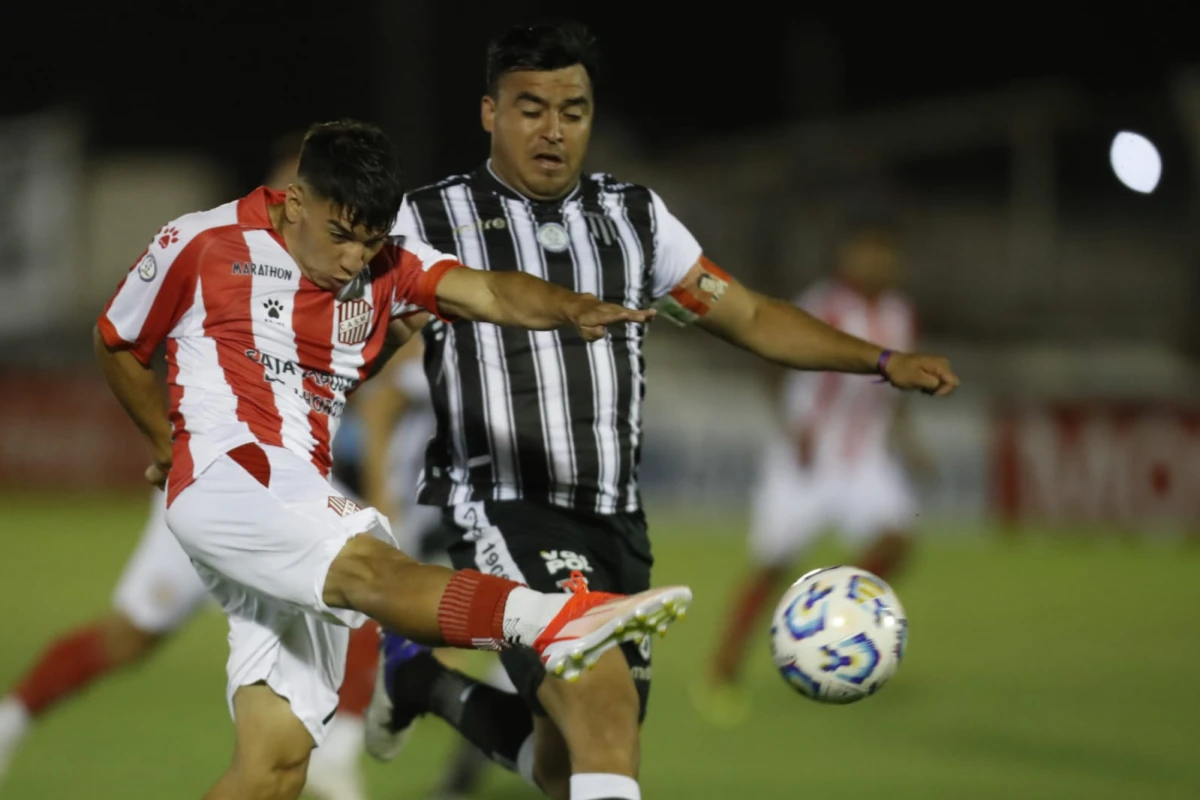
[12,625,113,716]
[713,578,775,683]
[437,570,521,649]
[336,622,380,715]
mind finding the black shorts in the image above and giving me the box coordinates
[442,499,654,721]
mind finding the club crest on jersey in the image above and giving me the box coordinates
[336,299,372,345]
[536,222,569,252]
[327,495,361,517]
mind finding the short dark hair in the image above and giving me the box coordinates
[296,120,403,234]
[485,20,600,96]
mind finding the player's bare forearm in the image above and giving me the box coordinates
[699,280,882,373]
[434,268,653,340]
[92,326,173,465]
[436,269,584,329]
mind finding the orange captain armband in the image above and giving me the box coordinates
[652,256,732,326]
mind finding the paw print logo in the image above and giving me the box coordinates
[156,226,180,249]
[263,299,284,320]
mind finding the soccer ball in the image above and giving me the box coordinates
[769,565,907,704]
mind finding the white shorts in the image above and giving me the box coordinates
[165,443,395,745]
[112,489,211,633]
[749,445,917,567]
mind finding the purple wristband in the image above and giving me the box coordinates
[875,349,893,384]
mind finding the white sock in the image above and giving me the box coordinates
[570,772,640,800]
[502,587,569,646]
[0,697,31,777]
[0,697,30,744]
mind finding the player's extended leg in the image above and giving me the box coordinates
[321,534,688,676]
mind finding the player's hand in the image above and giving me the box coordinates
[882,352,959,396]
[567,294,656,342]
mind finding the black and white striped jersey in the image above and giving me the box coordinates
[393,161,701,514]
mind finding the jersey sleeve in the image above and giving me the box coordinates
[647,189,703,300]
[390,238,464,320]
[96,222,202,366]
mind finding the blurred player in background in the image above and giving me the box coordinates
[0,132,381,800]
[697,223,935,725]
[357,331,514,799]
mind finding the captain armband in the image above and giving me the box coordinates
[651,256,732,326]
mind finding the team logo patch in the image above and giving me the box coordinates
[327,495,361,516]
[136,253,157,282]
[536,222,569,252]
[336,299,372,345]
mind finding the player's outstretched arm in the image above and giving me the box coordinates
[686,260,958,396]
[92,326,174,485]
[433,267,655,342]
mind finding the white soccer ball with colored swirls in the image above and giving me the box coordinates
[769,565,907,704]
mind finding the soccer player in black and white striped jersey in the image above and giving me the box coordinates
[367,20,959,800]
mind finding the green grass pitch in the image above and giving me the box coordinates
[1,492,1197,798]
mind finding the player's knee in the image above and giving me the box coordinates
[322,533,416,609]
[538,649,640,772]
[229,730,312,799]
[227,757,309,800]
[100,613,163,666]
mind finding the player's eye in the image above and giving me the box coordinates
[564,113,583,122]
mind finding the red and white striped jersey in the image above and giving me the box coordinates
[98,187,460,504]
[780,278,917,467]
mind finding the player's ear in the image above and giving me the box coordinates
[284,182,304,224]
[481,94,496,134]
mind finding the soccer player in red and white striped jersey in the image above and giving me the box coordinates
[92,119,692,800]
[0,135,384,800]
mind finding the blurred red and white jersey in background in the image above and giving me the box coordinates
[779,278,916,468]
